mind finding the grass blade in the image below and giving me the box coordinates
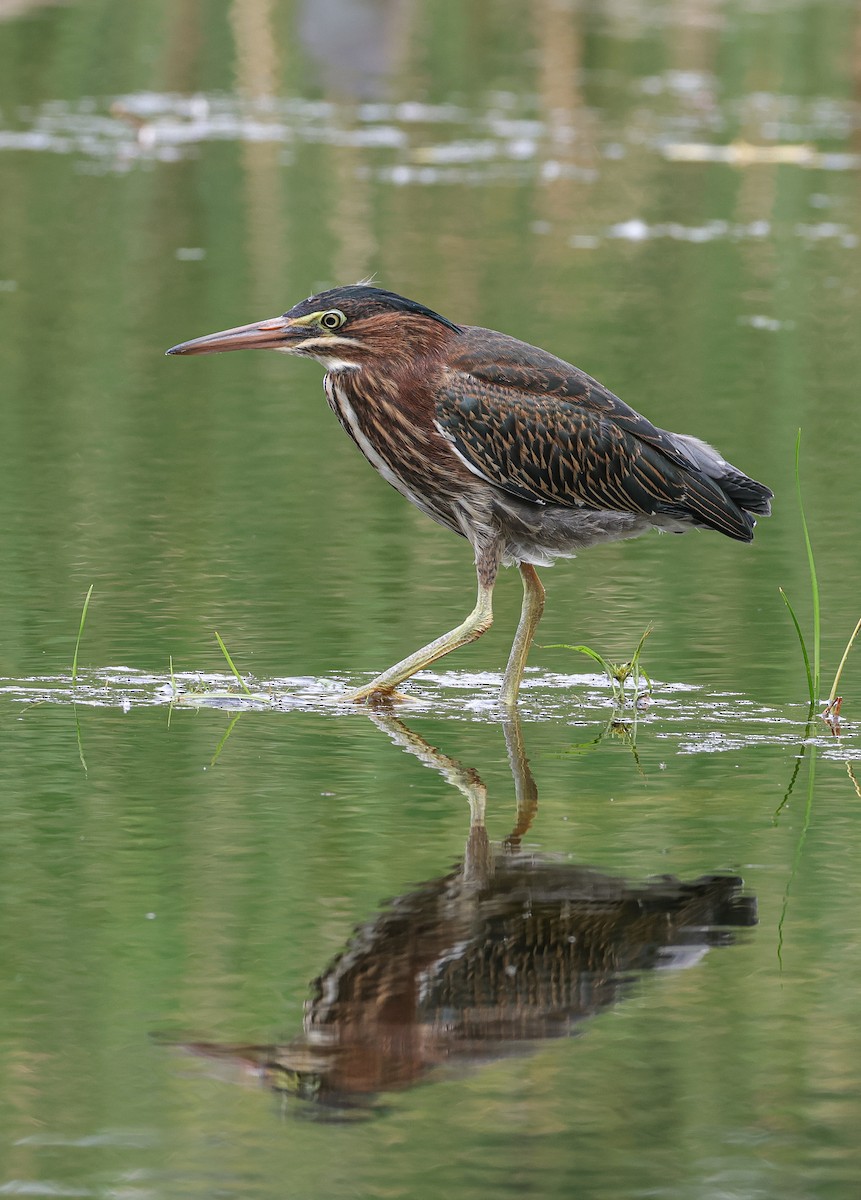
[544,642,617,681]
[794,430,820,700]
[828,615,861,707]
[779,587,814,705]
[72,584,94,685]
[630,624,653,665]
[629,624,653,700]
[214,631,252,696]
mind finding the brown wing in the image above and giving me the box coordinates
[436,327,771,542]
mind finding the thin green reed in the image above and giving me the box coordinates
[72,584,94,684]
[780,431,860,713]
[779,432,819,707]
[214,631,253,696]
[794,430,820,701]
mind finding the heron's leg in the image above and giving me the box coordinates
[501,708,539,847]
[342,554,498,704]
[366,709,491,882]
[499,562,545,706]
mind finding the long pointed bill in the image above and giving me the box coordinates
[166,315,294,356]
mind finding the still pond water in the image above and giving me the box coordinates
[2,1,861,1197]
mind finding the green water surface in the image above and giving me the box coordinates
[2,2,861,1197]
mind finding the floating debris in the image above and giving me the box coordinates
[607,218,771,243]
[661,140,851,168]
[737,315,796,332]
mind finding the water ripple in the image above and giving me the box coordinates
[1,667,856,757]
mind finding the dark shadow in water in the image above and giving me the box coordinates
[168,712,756,1118]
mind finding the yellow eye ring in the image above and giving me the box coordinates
[320,310,346,330]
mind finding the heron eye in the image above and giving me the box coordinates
[320,310,345,330]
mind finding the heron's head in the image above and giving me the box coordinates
[166,285,461,371]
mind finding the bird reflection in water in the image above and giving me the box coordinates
[174,714,756,1115]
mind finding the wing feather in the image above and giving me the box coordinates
[436,328,771,542]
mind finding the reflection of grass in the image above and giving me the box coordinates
[547,626,652,711]
[562,713,646,776]
[776,719,816,968]
[781,431,861,717]
[210,712,243,766]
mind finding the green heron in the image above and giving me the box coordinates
[167,285,772,705]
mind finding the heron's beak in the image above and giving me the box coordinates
[166,315,296,356]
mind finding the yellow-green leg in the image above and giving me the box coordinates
[342,560,497,704]
[499,562,545,706]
